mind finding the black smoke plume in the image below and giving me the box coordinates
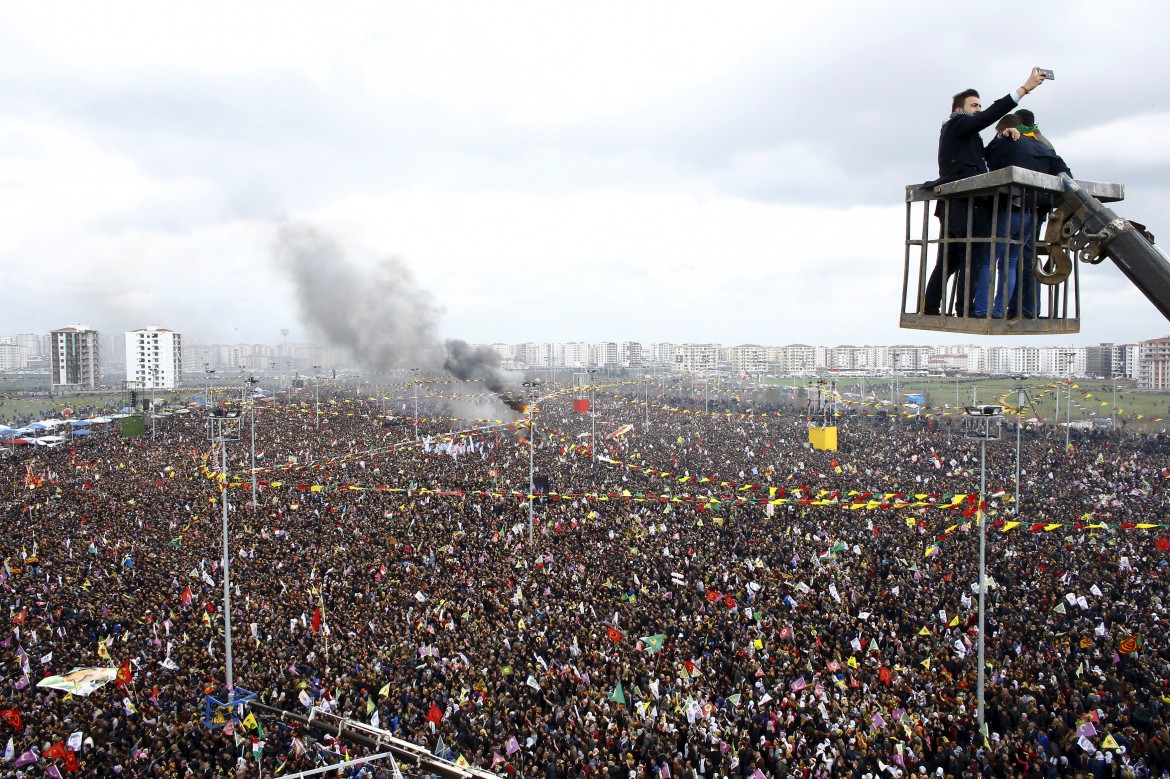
[273,223,518,407]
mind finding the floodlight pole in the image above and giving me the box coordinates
[588,369,598,460]
[221,430,233,691]
[412,369,419,441]
[313,366,321,429]
[977,432,986,734]
[245,376,260,510]
[963,405,1002,738]
[1012,376,1026,517]
[209,409,241,692]
[523,381,540,543]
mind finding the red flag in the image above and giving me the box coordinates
[426,702,443,725]
[1157,537,1170,552]
[44,740,69,760]
[115,659,133,687]
[879,667,892,685]
[724,594,736,609]
[606,626,623,643]
[0,707,22,730]
[64,751,79,772]
[312,606,322,634]
[180,586,193,608]
[705,590,720,603]
[12,608,26,626]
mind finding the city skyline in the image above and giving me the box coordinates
[2,4,1170,350]
[1,328,1157,385]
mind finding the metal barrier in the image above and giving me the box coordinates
[901,167,1125,335]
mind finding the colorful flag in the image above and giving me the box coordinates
[13,747,39,768]
[0,708,22,731]
[43,741,69,761]
[115,659,133,687]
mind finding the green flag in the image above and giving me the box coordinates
[1054,602,1066,614]
[608,681,626,705]
[640,634,666,654]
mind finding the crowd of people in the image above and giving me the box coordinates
[2,378,1170,779]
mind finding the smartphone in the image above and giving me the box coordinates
[1038,68,1055,80]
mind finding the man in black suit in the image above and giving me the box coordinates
[984,112,1072,318]
[922,68,1048,316]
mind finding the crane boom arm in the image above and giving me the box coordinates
[1055,174,1170,321]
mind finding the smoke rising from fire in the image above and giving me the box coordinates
[272,222,522,411]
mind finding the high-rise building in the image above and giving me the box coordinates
[50,325,101,388]
[1139,336,1170,390]
[125,326,183,388]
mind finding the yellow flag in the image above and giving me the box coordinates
[948,615,960,627]
[918,627,930,636]
[379,682,391,698]
[921,658,931,670]
[1102,734,1120,750]
[846,656,858,669]
[242,711,258,731]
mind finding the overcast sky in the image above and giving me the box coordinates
[3,1,1170,356]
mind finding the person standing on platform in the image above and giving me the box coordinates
[922,67,1048,317]
[985,112,1072,318]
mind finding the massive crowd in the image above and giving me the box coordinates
[2,379,1169,779]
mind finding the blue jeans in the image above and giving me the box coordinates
[991,210,1035,318]
[925,199,992,316]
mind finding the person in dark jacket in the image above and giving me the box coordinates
[984,112,1072,318]
[922,68,1048,316]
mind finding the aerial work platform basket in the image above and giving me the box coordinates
[900,168,1125,335]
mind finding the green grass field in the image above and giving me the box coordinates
[762,376,1169,430]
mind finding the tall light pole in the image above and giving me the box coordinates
[645,378,650,429]
[1010,376,1029,517]
[313,365,321,429]
[522,380,541,542]
[411,369,420,441]
[587,369,598,460]
[150,368,158,440]
[963,404,1003,737]
[208,408,243,691]
[1112,379,1118,433]
[245,375,260,510]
